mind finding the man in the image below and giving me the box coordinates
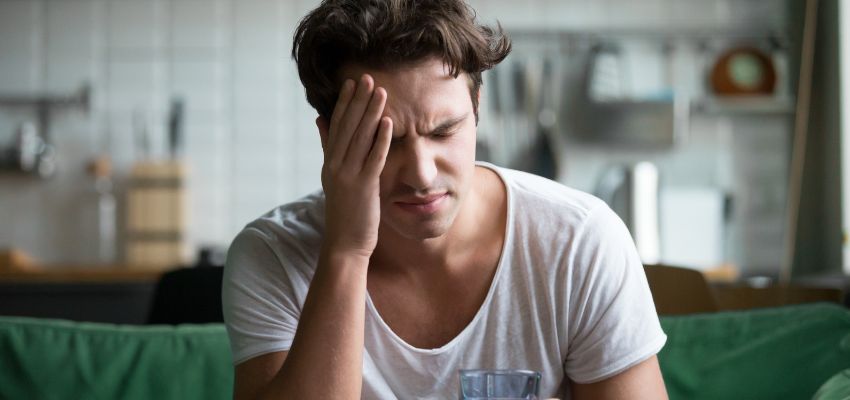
[222,1,668,399]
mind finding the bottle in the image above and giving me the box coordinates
[15,122,40,172]
[86,156,117,264]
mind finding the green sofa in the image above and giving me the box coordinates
[1,303,849,399]
[658,303,850,400]
[0,319,233,399]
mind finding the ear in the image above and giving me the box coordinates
[474,89,482,125]
[315,116,329,151]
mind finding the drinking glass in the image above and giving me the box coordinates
[458,369,541,399]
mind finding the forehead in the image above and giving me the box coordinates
[337,58,473,130]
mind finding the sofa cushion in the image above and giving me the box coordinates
[0,316,233,400]
[658,303,850,400]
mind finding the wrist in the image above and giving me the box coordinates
[319,246,372,269]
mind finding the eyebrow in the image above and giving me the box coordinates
[425,113,469,135]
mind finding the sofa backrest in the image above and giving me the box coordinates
[1,303,849,399]
[0,316,233,400]
[658,303,850,400]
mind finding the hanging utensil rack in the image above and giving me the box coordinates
[0,84,91,144]
[0,84,90,177]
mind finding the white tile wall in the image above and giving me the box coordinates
[0,1,41,94]
[106,1,164,50]
[169,60,226,113]
[44,58,96,93]
[45,1,98,60]
[0,0,791,270]
[0,2,40,56]
[167,0,227,50]
[0,60,40,93]
[106,60,165,110]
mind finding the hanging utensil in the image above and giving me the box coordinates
[167,97,185,160]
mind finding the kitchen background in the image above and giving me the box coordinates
[0,0,845,281]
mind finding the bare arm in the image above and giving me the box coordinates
[233,74,393,400]
[570,356,668,400]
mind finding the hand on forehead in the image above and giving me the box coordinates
[336,59,474,136]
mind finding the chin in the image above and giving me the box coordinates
[386,218,452,241]
[381,207,458,241]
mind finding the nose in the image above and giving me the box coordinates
[399,137,438,192]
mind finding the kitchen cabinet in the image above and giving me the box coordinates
[0,267,162,324]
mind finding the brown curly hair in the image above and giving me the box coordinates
[292,0,511,123]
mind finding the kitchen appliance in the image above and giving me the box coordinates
[659,187,726,270]
[596,162,660,264]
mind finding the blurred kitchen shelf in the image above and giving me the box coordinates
[509,28,789,44]
[691,96,796,115]
[0,266,163,283]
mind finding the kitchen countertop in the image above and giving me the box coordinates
[0,266,164,283]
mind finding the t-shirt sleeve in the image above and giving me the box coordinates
[564,204,667,383]
[222,227,307,365]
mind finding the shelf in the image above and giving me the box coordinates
[691,96,795,115]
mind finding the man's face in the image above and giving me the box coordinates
[338,58,478,241]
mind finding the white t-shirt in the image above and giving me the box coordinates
[222,162,667,399]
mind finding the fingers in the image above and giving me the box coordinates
[327,79,355,151]
[330,75,374,163]
[344,86,387,166]
[324,73,391,179]
[364,116,393,176]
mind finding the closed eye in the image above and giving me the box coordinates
[432,130,456,138]
[427,113,468,138]
[389,113,467,145]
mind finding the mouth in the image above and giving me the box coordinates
[394,193,449,214]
